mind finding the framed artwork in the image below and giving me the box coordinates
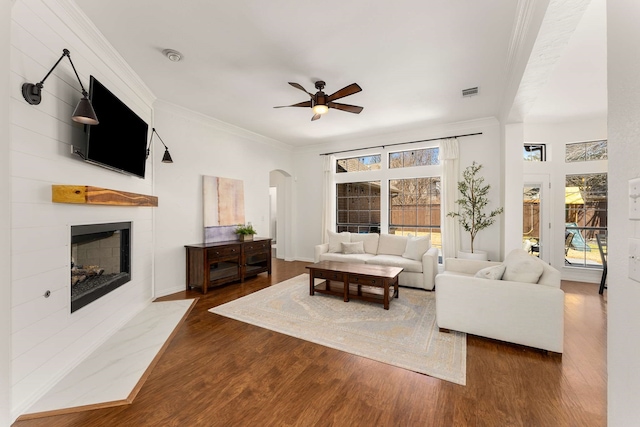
[203,176,245,242]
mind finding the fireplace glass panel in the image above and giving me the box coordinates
[71,222,131,313]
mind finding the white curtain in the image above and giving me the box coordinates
[321,155,336,243]
[440,138,460,260]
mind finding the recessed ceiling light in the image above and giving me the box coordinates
[162,49,183,62]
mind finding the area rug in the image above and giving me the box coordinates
[209,274,466,385]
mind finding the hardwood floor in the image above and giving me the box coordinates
[13,260,607,427]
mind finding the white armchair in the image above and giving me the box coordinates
[435,250,564,353]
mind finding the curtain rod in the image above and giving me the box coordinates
[319,132,483,156]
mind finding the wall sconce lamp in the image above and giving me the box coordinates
[146,128,174,163]
[21,49,99,125]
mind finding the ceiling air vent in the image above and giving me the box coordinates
[462,87,479,97]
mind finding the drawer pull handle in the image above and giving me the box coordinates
[354,278,359,282]
[372,280,376,284]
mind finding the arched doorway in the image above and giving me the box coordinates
[269,169,293,260]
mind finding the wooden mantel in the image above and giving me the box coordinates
[52,185,158,207]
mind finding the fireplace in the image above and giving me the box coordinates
[70,222,131,313]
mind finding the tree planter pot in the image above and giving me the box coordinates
[457,250,488,261]
[238,234,254,242]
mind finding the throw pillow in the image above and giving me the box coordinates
[327,230,350,253]
[350,233,380,254]
[501,249,544,283]
[377,234,409,256]
[474,264,506,280]
[341,241,365,254]
[402,236,431,261]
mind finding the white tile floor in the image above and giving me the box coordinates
[24,299,195,416]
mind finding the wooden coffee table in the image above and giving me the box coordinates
[306,261,403,310]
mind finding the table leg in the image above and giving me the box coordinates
[383,281,389,310]
[343,276,349,302]
[309,272,315,296]
[394,278,399,299]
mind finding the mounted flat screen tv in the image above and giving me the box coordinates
[84,76,149,178]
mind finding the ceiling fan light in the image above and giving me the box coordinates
[313,104,329,115]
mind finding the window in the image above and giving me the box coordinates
[388,178,441,250]
[524,144,546,161]
[389,148,439,169]
[336,155,381,173]
[336,181,381,233]
[565,140,607,163]
[565,173,607,268]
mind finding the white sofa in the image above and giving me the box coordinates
[314,232,439,290]
[435,249,565,353]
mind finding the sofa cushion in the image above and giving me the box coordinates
[319,253,375,264]
[342,241,365,254]
[327,230,350,253]
[367,254,422,273]
[474,264,506,280]
[350,233,380,255]
[402,236,431,261]
[377,234,408,256]
[502,249,544,283]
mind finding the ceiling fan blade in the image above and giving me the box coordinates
[274,100,312,108]
[328,102,363,114]
[288,82,313,97]
[327,83,362,102]
[311,113,322,121]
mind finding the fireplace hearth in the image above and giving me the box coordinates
[71,222,131,313]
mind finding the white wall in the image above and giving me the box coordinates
[1,2,13,425]
[607,1,640,424]
[292,118,503,262]
[152,101,294,297]
[10,0,156,419]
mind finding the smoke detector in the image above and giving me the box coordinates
[162,49,183,62]
[462,87,479,97]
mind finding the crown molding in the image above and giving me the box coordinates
[44,0,156,106]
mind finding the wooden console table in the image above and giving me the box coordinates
[185,238,272,294]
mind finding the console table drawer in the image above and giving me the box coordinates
[244,241,270,253]
[207,245,240,258]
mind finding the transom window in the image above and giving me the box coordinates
[565,140,607,162]
[389,148,439,169]
[524,144,546,161]
[336,155,381,173]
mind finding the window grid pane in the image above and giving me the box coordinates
[388,177,441,250]
[389,148,440,169]
[336,155,381,173]
[336,181,381,234]
[566,140,608,163]
[565,172,607,268]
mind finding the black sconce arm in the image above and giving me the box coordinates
[21,48,99,125]
[146,128,174,163]
[23,49,88,104]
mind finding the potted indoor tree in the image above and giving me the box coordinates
[447,162,503,260]
[235,223,257,241]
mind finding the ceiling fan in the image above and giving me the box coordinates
[275,80,363,121]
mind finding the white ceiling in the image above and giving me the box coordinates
[73,0,604,147]
[525,0,607,123]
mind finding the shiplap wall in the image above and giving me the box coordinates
[10,0,156,418]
